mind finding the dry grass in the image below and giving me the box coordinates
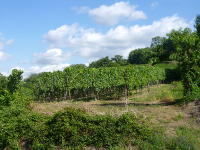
[31,99,198,136]
[31,83,198,137]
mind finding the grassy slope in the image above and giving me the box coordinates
[155,61,178,69]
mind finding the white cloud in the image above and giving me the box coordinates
[23,63,70,78]
[34,48,71,65]
[86,1,146,25]
[11,66,24,71]
[44,15,189,60]
[1,72,9,77]
[0,34,13,61]
[44,24,79,48]
[0,51,9,61]
[24,48,71,77]
[10,63,70,78]
[28,64,70,74]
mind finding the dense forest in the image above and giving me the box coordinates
[0,15,200,149]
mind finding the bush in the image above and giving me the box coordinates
[0,105,44,149]
[47,108,154,149]
[0,90,13,107]
[0,88,49,150]
[1,105,199,149]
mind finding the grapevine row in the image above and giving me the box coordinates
[31,65,165,101]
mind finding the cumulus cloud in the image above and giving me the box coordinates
[9,63,70,78]
[24,48,72,77]
[26,63,70,76]
[34,48,71,65]
[81,1,146,26]
[44,15,189,60]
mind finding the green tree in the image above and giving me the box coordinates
[24,73,39,89]
[7,69,23,94]
[0,74,7,90]
[89,57,119,68]
[111,55,127,66]
[70,64,87,68]
[128,48,157,64]
[151,36,166,48]
[195,15,200,36]
[151,36,175,61]
[168,28,200,101]
[163,38,176,60]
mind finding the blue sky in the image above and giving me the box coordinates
[0,0,199,77]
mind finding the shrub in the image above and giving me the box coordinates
[0,90,13,107]
[47,108,154,149]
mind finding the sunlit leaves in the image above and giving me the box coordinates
[31,66,165,101]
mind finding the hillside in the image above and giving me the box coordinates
[1,14,200,150]
[31,82,200,149]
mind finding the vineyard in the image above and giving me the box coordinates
[31,65,165,101]
[0,12,200,149]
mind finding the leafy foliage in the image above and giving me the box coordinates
[128,35,176,66]
[167,28,200,101]
[47,108,154,149]
[151,36,175,61]
[89,55,127,68]
[0,69,198,149]
[111,55,128,66]
[7,69,23,94]
[0,90,13,107]
[29,65,165,101]
[155,62,181,82]
[128,48,157,64]
[195,14,200,36]
[0,73,7,90]
[89,56,119,68]
[1,14,200,150]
